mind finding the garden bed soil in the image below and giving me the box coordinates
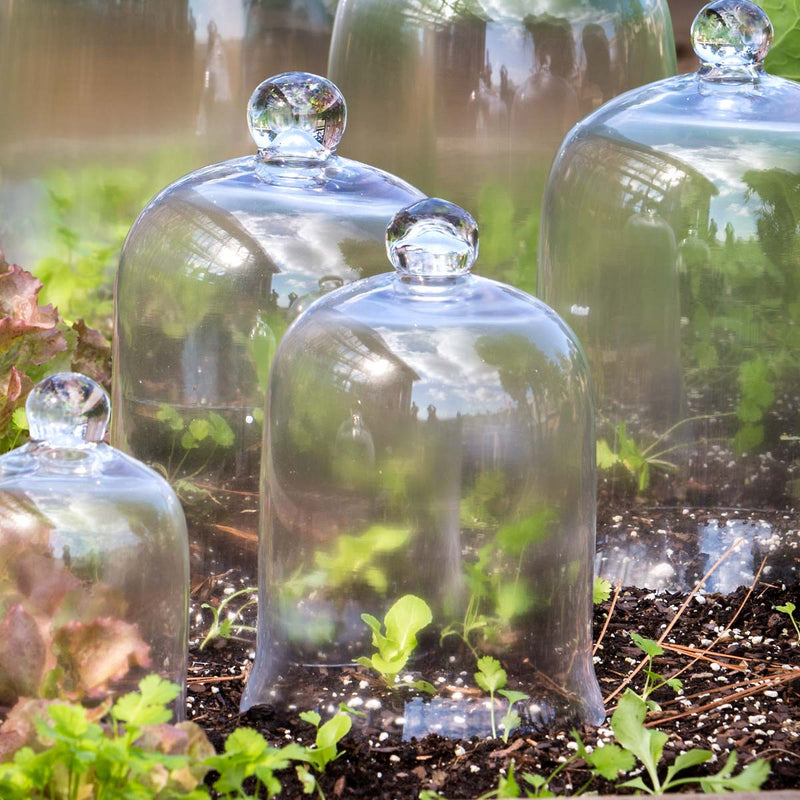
[188,579,800,799]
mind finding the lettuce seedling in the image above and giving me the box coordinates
[356,594,434,692]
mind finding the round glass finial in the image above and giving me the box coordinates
[247,72,346,162]
[691,0,772,69]
[387,198,479,277]
[27,373,110,447]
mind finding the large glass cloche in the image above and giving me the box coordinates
[0,374,188,715]
[539,0,800,592]
[112,72,424,592]
[328,0,676,292]
[241,198,604,738]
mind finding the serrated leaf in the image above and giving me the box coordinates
[586,742,636,780]
[597,438,620,470]
[777,601,796,613]
[112,675,180,728]
[475,655,507,694]
[593,576,612,604]
[611,689,667,787]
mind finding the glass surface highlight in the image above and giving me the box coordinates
[242,198,604,737]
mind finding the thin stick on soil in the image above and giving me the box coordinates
[603,536,745,705]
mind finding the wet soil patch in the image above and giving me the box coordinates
[188,581,800,798]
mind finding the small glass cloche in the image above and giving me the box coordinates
[112,72,424,588]
[0,374,188,715]
[539,0,800,590]
[241,198,604,737]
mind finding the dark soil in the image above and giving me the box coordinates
[188,578,800,798]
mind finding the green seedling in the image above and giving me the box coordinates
[356,594,434,692]
[629,632,683,710]
[593,576,612,604]
[199,587,258,650]
[611,689,770,794]
[206,727,308,799]
[776,600,800,642]
[297,709,353,773]
[474,656,528,742]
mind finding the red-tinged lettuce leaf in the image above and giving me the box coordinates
[53,617,151,698]
[0,262,67,368]
[137,721,215,791]
[0,604,48,705]
[762,0,800,80]
[10,551,81,617]
[70,319,111,389]
[0,697,54,760]
[0,367,28,431]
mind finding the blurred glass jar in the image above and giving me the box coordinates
[241,198,603,738]
[539,0,800,589]
[328,0,676,294]
[0,374,188,715]
[112,73,423,589]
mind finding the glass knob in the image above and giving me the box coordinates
[387,198,479,277]
[27,372,110,447]
[247,72,346,162]
[691,0,772,68]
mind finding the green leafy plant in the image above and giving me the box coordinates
[442,509,553,654]
[593,576,612,604]
[355,594,434,692]
[776,600,800,642]
[0,675,214,799]
[154,404,236,501]
[762,0,800,80]
[611,689,770,794]
[198,587,258,651]
[297,709,353,773]
[205,727,307,799]
[474,656,528,742]
[628,632,683,710]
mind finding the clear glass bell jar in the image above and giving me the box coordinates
[0,374,188,715]
[241,198,604,738]
[327,0,676,293]
[539,0,800,592]
[112,73,423,589]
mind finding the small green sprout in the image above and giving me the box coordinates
[356,594,434,692]
[474,655,528,741]
[199,586,258,650]
[776,600,800,642]
[298,709,352,772]
[629,631,683,710]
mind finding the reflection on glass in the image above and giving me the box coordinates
[243,198,603,737]
[539,0,800,588]
[328,0,676,292]
[112,74,423,588]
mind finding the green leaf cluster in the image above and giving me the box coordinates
[297,709,353,772]
[355,594,433,689]
[474,656,529,741]
[762,0,800,80]
[629,632,683,710]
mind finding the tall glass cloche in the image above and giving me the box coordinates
[539,0,800,591]
[241,199,604,738]
[0,374,188,714]
[112,73,424,591]
[328,0,676,292]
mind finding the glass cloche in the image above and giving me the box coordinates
[328,0,676,292]
[241,198,604,738]
[539,0,800,592]
[0,374,188,715]
[112,72,424,592]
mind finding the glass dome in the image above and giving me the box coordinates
[241,198,604,738]
[0,374,188,715]
[328,0,676,293]
[112,72,424,591]
[539,0,800,591]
